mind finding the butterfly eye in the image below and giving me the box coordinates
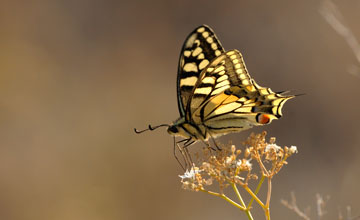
[256,113,271,124]
[167,126,179,134]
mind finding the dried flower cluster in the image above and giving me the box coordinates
[179,131,298,220]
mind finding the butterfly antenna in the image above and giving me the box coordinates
[294,93,306,97]
[134,124,170,134]
[276,90,291,95]
[276,90,306,98]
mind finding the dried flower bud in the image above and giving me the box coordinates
[269,137,276,144]
[289,146,298,154]
[244,148,250,158]
[231,145,236,153]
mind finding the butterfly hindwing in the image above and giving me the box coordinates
[188,50,293,135]
[177,25,225,117]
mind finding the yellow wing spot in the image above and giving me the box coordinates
[218,70,226,75]
[192,47,202,57]
[215,80,229,89]
[199,59,209,70]
[197,53,205,59]
[243,102,258,107]
[244,99,257,105]
[242,79,249,85]
[202,76,215,84]
[183,63,198,72]
[184,50,191,57]
[202,31,209,38]
[212,85,230,95]
[180,76,198,86]
[238,97,247,102]
[227,51,235,55]
[246,85,256,92]
[239,74,247,79]
[259,89,270,95]
[267,94,276,99]
[235,64,241,68]
[236,69,243,74]
[211,43,218,50]
[217,74,228,82]
[194,87,212,95]
[232,59,239,64]
[235,106,253,113]
[230,54,237,59]
[214,65,225,73]
[194,39,200,45]
[206,37,213,44]
[215,50,222,56]
[207,67,214,72]
[197,27,205,33]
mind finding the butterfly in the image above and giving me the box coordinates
[135,25,294,151]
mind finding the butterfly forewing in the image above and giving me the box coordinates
[177,25,225,117]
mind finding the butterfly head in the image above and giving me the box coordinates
[167,119,187,138]
[167,125,179,135]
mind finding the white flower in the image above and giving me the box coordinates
[265,143,281,152]
[289,146,298,154]
[236,159,242,167]
[244,159,252,169]
[179,167,200,180]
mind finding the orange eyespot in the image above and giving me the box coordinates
[256,113,271,124]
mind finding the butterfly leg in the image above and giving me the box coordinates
[173,137,187,171]
[182,139,195,170]
[200,139,216,151]
[174,138,195,170]
[209,134,222,151]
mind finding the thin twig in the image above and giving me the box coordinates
[316,193,326,219]
[320,0,360,77]
[281,192,311,220]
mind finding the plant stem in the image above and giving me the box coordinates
[248,175,266,209]
[231,183,253,220]
[243,185,265,209]
[265,208,271,220]
[264,177,272,220]
[199,189,246,211]
[266,177,272,207]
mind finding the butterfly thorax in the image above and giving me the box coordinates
[167,117,207,141]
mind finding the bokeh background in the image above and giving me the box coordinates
[1,0,360,219]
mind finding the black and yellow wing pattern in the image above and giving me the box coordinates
[166,25,294,142]
[177,25,225,118]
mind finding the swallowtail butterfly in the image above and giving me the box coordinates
[135,25,294,150]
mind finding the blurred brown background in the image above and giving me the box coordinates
[0,0,359,219]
